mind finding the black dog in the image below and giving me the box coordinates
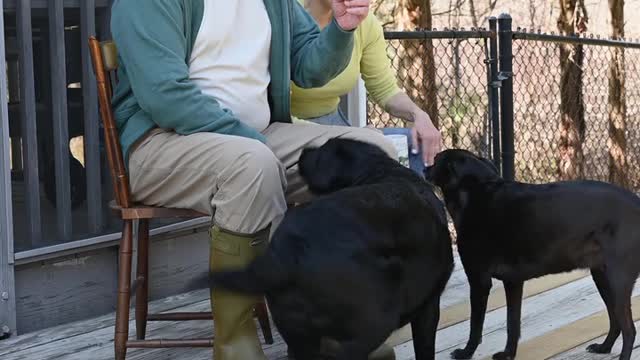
[208,138,454,359]
[425,149,640,360]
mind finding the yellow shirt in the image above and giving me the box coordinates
[290,5,401,120]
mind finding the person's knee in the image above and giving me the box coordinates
[377,133,400,161]
[232,142,286,193]
[214,140,287,233]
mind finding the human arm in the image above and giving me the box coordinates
[290,0,370,88]
[359,14,441,164]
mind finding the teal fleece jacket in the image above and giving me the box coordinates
[110,0,355,162]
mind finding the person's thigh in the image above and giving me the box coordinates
[263,122,397,203]
[380,127,426,177]
[128,129,288,234]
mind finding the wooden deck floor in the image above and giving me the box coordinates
[2,255,640,360]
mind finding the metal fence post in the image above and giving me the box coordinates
[497,13,515,181]
[487,17,501,171]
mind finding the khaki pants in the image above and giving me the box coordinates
[128,122,397,234]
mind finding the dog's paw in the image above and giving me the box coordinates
[491,351,514,360]
[451,348,474,359]
[586,343,612,354]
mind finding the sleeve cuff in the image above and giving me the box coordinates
[330,17,356,33]
[323,17,355,52]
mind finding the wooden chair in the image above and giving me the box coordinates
[88,36,274,360]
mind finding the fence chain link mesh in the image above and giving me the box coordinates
[367,34,494,159]
[368,30,640,194]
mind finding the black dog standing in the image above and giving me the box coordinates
[208,139,454,360]
[426,149,640,360]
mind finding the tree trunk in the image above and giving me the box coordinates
[556,0,587,180]
[397,0,439,127]
[608,0,627,187]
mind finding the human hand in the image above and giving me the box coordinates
[410,111,442,166]
[331,0,370,31]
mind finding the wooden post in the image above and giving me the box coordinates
[17,0,42,246]
[48,0,72,240]
[81,0,104,234]
[347,77,367,128]
[0,0,18,337]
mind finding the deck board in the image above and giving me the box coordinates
[549,319,640,360]
[0,259,635,360]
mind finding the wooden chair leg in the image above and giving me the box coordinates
[135,220,150,340]
[115,220,134,360]
[256,300,274,345]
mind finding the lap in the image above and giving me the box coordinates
[307,111,424,176]
[263,122,397,204]
[128,128,284,215]
[127,122,398,210]
[263,122,397,169]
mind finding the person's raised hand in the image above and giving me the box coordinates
[332,0,370,31]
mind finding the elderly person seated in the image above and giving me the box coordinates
[110,0,399,359]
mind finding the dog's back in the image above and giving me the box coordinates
[271,182,451,309]
[461,179,640,280]
[428,149,640,360]
[210,138,454,358]
[211,180,453,358]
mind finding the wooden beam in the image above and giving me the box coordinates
[0,0,18,337]
[17,0,42,247]
[48,0,72,240]
[347,77,368,128]
[80,0,103,234]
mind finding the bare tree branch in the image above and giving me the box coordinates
[372,0,386,15]
[469,0,479,28]
[528,0,536,28]
[382,20,395,28]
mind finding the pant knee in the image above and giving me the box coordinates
[347,128,398,161]
[214,142,287,233]
[377,135,400,161]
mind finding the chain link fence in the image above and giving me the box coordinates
[367,31,495,159]
[366,30,496,242]
[368,27,640,194]
[511,32,640,192]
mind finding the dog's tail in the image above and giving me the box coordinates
[162,252,288,298]
[208,252,290,294]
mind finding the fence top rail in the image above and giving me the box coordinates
[513,31,640,49]
[384,29,494,40]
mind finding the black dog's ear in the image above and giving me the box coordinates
[447,161,458,179]
[423,165,433,180]
[305,170,336,194]
[300,154,343,195]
